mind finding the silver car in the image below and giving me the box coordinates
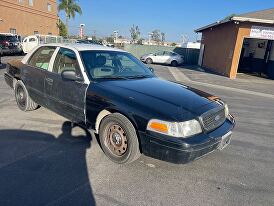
[140,51,184,66]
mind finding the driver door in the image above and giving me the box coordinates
[44,47,88,124]
[153,51,165,63]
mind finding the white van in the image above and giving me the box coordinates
[22,35,76,53]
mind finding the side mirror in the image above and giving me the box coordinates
[61,70,82,81]
[148,67,154,73]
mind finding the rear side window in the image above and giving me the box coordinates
[53,48,82,76]
[28,46,56,70]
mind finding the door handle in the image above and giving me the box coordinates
[45,77,53,85]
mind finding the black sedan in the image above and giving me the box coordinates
[4,44,235,164]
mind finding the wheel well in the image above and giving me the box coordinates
[95,109,143,152]
[95,109,111,134]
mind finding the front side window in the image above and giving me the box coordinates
[81,51,154,79]
[53,48,81,76]
[29,38,36,42]
[155,51,164,56]
[28,46,56,70]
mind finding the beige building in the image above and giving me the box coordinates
[0,0,59,36]
[196,8,274,79]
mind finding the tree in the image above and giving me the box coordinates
[106,36,114,43]
[137,38,144,45]
[58,0,82,35]
[57,19,68,37]
[171,42,177,47]
[130,25,140,43]
[151,30,161,44]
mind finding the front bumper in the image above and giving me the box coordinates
[139,116,235,164]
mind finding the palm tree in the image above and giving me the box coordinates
[58,0,82,35]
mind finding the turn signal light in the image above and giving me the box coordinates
[149,122,168,133]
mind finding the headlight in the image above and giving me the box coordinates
[224,104,229,117]
[147,119,202,138]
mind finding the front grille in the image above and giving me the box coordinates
[200,106,226,132]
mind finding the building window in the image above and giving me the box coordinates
[10,28,17,34]
[47,3,51,12]
[48,32,52,35]
[29,0,33,6]
[34,31,39,35]
[18,0,24,4]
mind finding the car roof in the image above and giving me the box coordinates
[45,43,126,53]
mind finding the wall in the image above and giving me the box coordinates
[201,22,239,77]
[123,44,200,65]
[0,0,58,36]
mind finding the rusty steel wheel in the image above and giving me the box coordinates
[105,124,128,156]
[99,113,141,164]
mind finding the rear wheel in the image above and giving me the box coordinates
[14,80,38,111]
[146,58,153,64]
[171,60,178,67]
[99,113,141,164]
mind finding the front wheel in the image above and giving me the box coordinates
[146,58,153,64]
[171,60,178,67]
[99,113,141,164]
[14,80,38,111]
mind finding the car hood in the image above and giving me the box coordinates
[95,77,219,120]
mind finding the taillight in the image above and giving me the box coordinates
[3,41,9,46]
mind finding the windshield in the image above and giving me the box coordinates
[6,36,18,42]
[81,51,154,80]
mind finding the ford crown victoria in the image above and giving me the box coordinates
[4,44,235,164]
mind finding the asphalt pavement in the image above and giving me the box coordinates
[0,56,273,206]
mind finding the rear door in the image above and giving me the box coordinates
[23,46,56,106]
[44,47,88,123]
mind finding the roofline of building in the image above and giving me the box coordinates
[195,16,274,33]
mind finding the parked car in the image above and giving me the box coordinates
[4,44,235,164]
[22,35,76,53]
[0,33,22,55]
[76,39,103,45]
[140,51,184,66]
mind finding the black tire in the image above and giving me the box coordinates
[146,58,153,64]
[171,60,178,67]
[14,80,38,111]
[99,113,141,164]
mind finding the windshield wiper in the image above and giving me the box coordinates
[96,76,129,80]
[126,75,151,79]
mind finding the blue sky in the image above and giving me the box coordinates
[58,0,274,42]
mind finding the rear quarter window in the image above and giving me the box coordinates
[28,46,56,70]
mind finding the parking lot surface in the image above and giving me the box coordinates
[0,56,273,206]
